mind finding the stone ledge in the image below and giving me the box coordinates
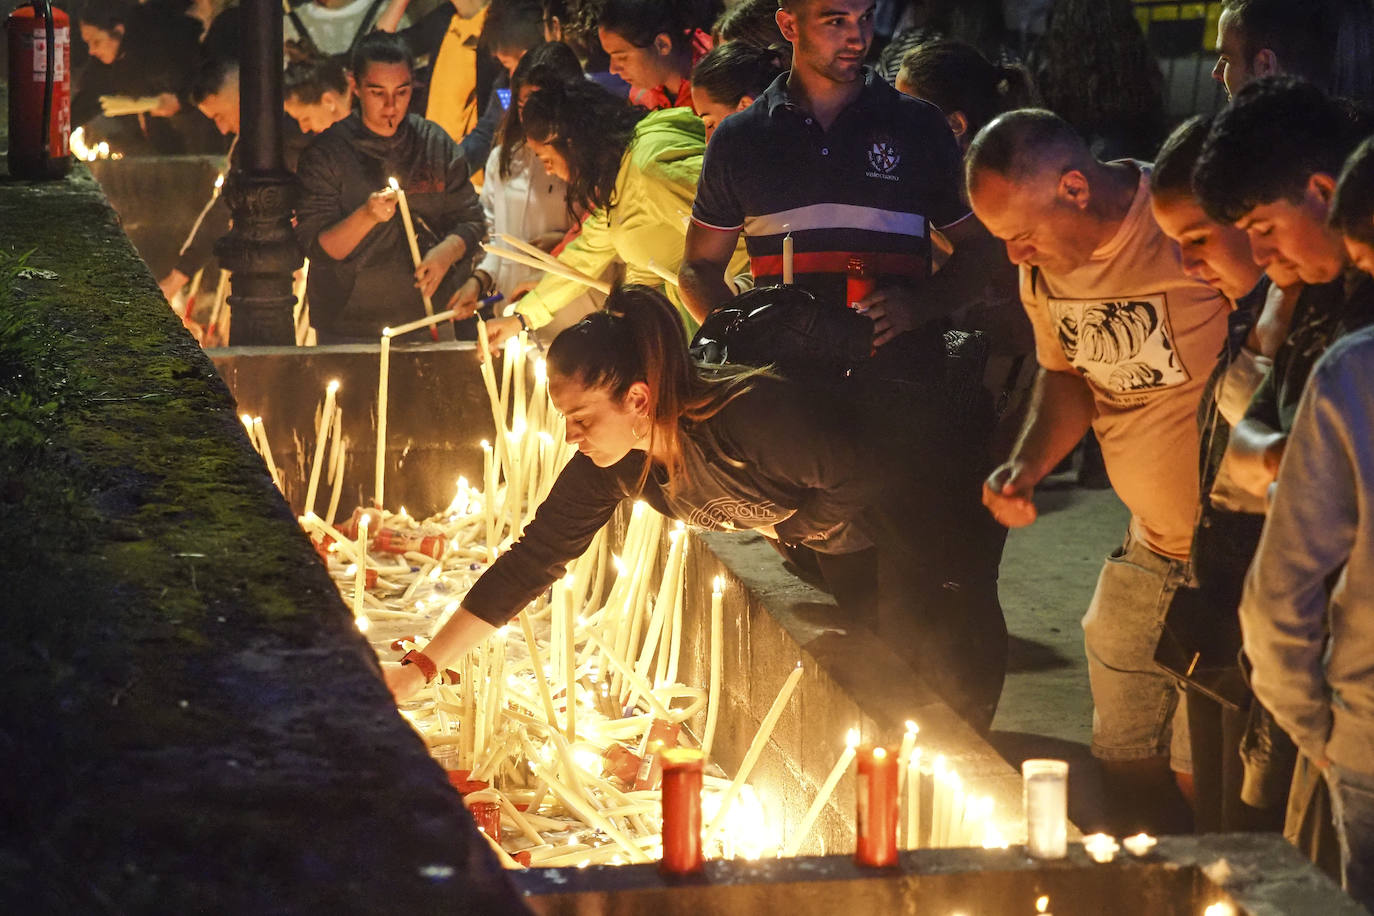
[0,165,522,912]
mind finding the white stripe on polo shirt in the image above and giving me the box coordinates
[743,203,927,239]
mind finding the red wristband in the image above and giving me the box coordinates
[400,649,438,684]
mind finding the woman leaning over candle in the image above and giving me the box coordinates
[388,285,1006,731]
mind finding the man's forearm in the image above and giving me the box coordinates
[318,205,381,261]
[678,260,736,323]
[1009,368,1098,482]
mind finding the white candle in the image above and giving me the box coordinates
[563,573,577,742]
[388,177,435,319]
[251,417,282,490]
[905,748,924,850]
[782,232,794,284]
[352,514,370,619]
[704,661,804,846]
[783,727,859,856]
[664,524,687,686]
[702,575,724,758]
[324,407,345,526]
[931,755,949,848]
[375,331,391,508]
[518,611,559,728]
[304,379,339,516]
[481,440,496,550]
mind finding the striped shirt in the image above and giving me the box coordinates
[691,69,969,312]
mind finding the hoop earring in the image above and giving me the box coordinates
[632,419,648,441]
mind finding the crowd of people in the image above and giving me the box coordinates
[69,0,1374,905]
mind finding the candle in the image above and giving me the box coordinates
[931,755,949,848]
[251,417,281,489]
[904,748,923,850]
[388,176,437,324]
[1122,832,1157,857]
[855,744,900,867]
[563,574,577,742]
[1022,758,1068,859]
[375,330,391,508]
[703,661,803,846]
[663,525,687,686]
[324,408,345,527]
[782,232,794,285]
[659,748,705,875]
[702,576,724,758]
[481,440,496,550]
[304,379,339,516]
[518,611,559,729]
[783,727,859,856]
[469,800,502,843]
[1082,832,1119,863]
[896,719,918,845]
[352,514,370,619]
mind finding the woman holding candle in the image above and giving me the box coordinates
[388,284,1006,731]
[470,79,750,341]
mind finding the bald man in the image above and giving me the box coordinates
[967,110,1230,833]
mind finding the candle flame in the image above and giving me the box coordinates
[481,439,492,451]
[712,575,723,595]
[873,747,887,760]
[382,327,393,338]
[534,358,547,383]
[1035,896,1049,913]
[845,728,860,747]
[908,747,923,769]
[1203,905,1236,916]
[215,173,224,189]
[327,379,340,393]
[358,514,371,530]
[356,615,371,633]
[388,177,400,190]
[905,720,919,736]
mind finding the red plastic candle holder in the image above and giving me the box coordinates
[855,744,899,867]
[659,747,705,875]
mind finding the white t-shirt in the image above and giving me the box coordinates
[1021,163,1230,559]
[285,0,403,57]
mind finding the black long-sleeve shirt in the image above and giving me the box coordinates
[463,376,982,626]
[295,112,486,337]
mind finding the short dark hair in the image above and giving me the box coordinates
[190,56,238,106]
[1332,136,1374,246]
[350,30,414,77]
[595,0,722,53]
[690,40,786,107]
[482,0,547,55]
[713,0,785,48]
[965,108,1090,188]
[897,39,1037,141]
[283,57,349,104]
[1149,115,1212,200]
[1222,0,1331,86]
[1193,76,1366,224]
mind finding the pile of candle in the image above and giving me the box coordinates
[250,329,1013,866]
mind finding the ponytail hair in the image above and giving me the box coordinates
[547,285,768,491]
[897,39,1037,141]
[691,40,787,107]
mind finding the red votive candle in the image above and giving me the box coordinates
[660,747,705,875]
[470,801,501,842]
[856,744,899,867]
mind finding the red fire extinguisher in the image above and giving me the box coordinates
[6,1,71,180]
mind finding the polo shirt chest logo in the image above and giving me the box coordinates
[865,135,901,182]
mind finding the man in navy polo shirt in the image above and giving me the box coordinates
[679,0,1001,382]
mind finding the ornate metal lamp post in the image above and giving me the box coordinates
[215,0,301,346]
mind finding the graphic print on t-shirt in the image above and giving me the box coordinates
[678,495,792,531]
[1047,294,1189,400]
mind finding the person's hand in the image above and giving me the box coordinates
[482,316,523,355]
[159,268,189,303]
[982,460,1040,528]
[150,92,181,117]
[448,276,483,318]
[415,237,468,299]
[857,285,917,348]
[1222,435,1286,497]
[529,230,565,253]
[509,279,537,301]
[366,188,398,224]
[384,662,427,703]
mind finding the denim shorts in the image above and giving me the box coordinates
[1082,529,1192,771]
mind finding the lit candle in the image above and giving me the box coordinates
[1082,832,1119,863]
[324,407,345,526]
[783,727,859,856]
[1022,758,1068,859]
[481,440,496,550]
[251,417,281,489]
[703,661,803,846]
[563,573,577,742]
[388,176,436,324]
[659,748,705,875]
[304,379,339,516]
[1122,832,1157,857]
[782,232,794,285]
[375,330,391,508]
[855,744,900,867]
[702,575,724,758]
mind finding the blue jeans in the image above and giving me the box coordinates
[1325,762,1374,909]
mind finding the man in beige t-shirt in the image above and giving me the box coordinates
[967,110,1229,833]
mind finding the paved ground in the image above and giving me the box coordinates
[985,470,1133,827]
